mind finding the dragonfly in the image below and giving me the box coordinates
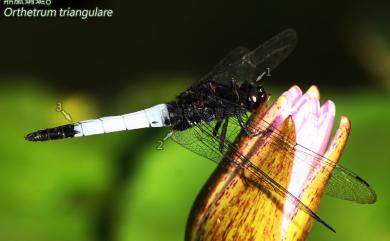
[25,29,376,232]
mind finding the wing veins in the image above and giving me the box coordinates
[195,122,335,232]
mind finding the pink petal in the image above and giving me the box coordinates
[316,100,335,155]
[282,85,303,105]
[281,86,335,237]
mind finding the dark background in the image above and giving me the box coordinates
[2,1,390,94]
[0,1,389,241]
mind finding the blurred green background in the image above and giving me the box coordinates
[1,1,389,241]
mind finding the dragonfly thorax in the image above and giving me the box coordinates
[167,80,267,131]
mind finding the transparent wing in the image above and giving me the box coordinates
[198,46,250,86]
[245,117,377,204]
[211,46,251,74]
[171,117,245,163]
[171,122,223,163]
[200,29,297,86]
[248,28,297,76]
[171,119,335,232]
[172,105,376,204]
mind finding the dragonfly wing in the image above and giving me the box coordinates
[248,28,297,74]
[325,166,377,204]
[172,118,334,232]
[171,123,223,163]
[201,29,297,86]
[171,117,245,163]
[245,116,377,204]
[198,46,251,85]
[212,46,251,74]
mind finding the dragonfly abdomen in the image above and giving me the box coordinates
[25,104,171,141]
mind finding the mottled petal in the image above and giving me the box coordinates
[186,85,350,241]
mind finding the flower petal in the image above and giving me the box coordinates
[317,100,335,155]
[305,85,320,100]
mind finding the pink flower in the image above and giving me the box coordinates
[186,85,351,241]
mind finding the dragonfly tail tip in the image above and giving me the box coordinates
[25,132,40,142]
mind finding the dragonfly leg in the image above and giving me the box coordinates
[219,118,229,153]
[231,77,240,102]
[213,120,223,136]
[236,114,252,136]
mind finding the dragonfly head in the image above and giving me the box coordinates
[246,82,267,111]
